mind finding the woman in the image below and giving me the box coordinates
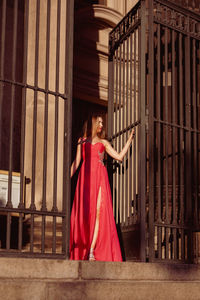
[70,114,135,261]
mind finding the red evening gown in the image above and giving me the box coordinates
[70,141,122,261]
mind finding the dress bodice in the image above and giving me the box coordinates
[82,142,105,166]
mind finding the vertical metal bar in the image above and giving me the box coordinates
[133,28,137,224]
[185,34,192,262]
[157,23,162,259]
[18,213,23,251]
[172,29,177,259]
[62,0,74,257]
[164,27,169,225]
[108,42,115,214]
[30,0,40,211]
[179,33,185,260]
[197,41,200,225]
[52,0,61,212]
[52,216,56,253]
[124,37,129,226]
[42,0,51,212]
[122,39,125,224]
[30,214,34,252]
[108,43,114,139]
[129,31,133,223]
[41,215,46,253]
[19,0,29,210]
[118,43,122,224]
[0,0,6,167]
[139,0,147,262]
[179,33,184,224]
[114,49,119,219]
[192,39,198,225]
[7,0,19,208]
[41,0,51,253]
[6,213,11,250]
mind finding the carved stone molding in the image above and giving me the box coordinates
[75,5,123,28]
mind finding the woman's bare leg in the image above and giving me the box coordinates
[89,187,101,260]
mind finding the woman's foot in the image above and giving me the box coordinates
[89,248,96,261]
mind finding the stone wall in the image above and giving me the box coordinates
[1,258,200,300]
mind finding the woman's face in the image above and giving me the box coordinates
[92,116,103,134]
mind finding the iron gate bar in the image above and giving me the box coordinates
[178,33,185,260]
[156,21,162,260]
[154,119,200,133]
[41,0,51,254]
[118,43,122,225]
[42,0,51,213]
[6,0,19,251]
[31,0,40,212]
[192,39,198,226]
[7,0,18,209]
[172,29,177,259]
[164,27,169,230]
[52,0,61,214]
[0,207,66,216]
[139,0,147,262]
[0,0,6,168]
[125,35,129,227]
[63,0,74,257]
[122,38,125,225]
[129,32,133,224]
[19,0,29,252]
[29,0,41,254]
[185,35,192,261]
[133,28,137,225]
[0,78,67,99]
[114,48,118,220]
[148,0,156,262]
[109,121,140,141]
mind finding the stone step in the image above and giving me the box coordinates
[0,258,200,300]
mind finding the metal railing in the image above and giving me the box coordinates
[108,0,200,263]
[0,0,74,258]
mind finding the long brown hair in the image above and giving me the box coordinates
[83,113,105,139]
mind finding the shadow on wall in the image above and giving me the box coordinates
[71,2,108,205]
[0,0,24,172]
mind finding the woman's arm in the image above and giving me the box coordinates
[71,138,82,177]
[104,130,135,162]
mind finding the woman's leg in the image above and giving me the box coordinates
[89,187,101,260]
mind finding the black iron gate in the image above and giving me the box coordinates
[108,0,200,263]
[0,0,74,258]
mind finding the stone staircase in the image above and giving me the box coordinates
[0,258,200,300]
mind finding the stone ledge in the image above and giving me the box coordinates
[0,258,200,282]
[81,261,200,281]
[0,258,79,280]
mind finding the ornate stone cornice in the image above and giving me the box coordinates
[75,5,123,28]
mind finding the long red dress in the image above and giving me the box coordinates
[70,141,122,261]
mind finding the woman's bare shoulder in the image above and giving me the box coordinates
[101,139,110,147]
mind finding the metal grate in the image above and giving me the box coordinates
[108,0,147,261]
[0,0,74,258]
[148,0,200,263]
[108,0,200,263]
